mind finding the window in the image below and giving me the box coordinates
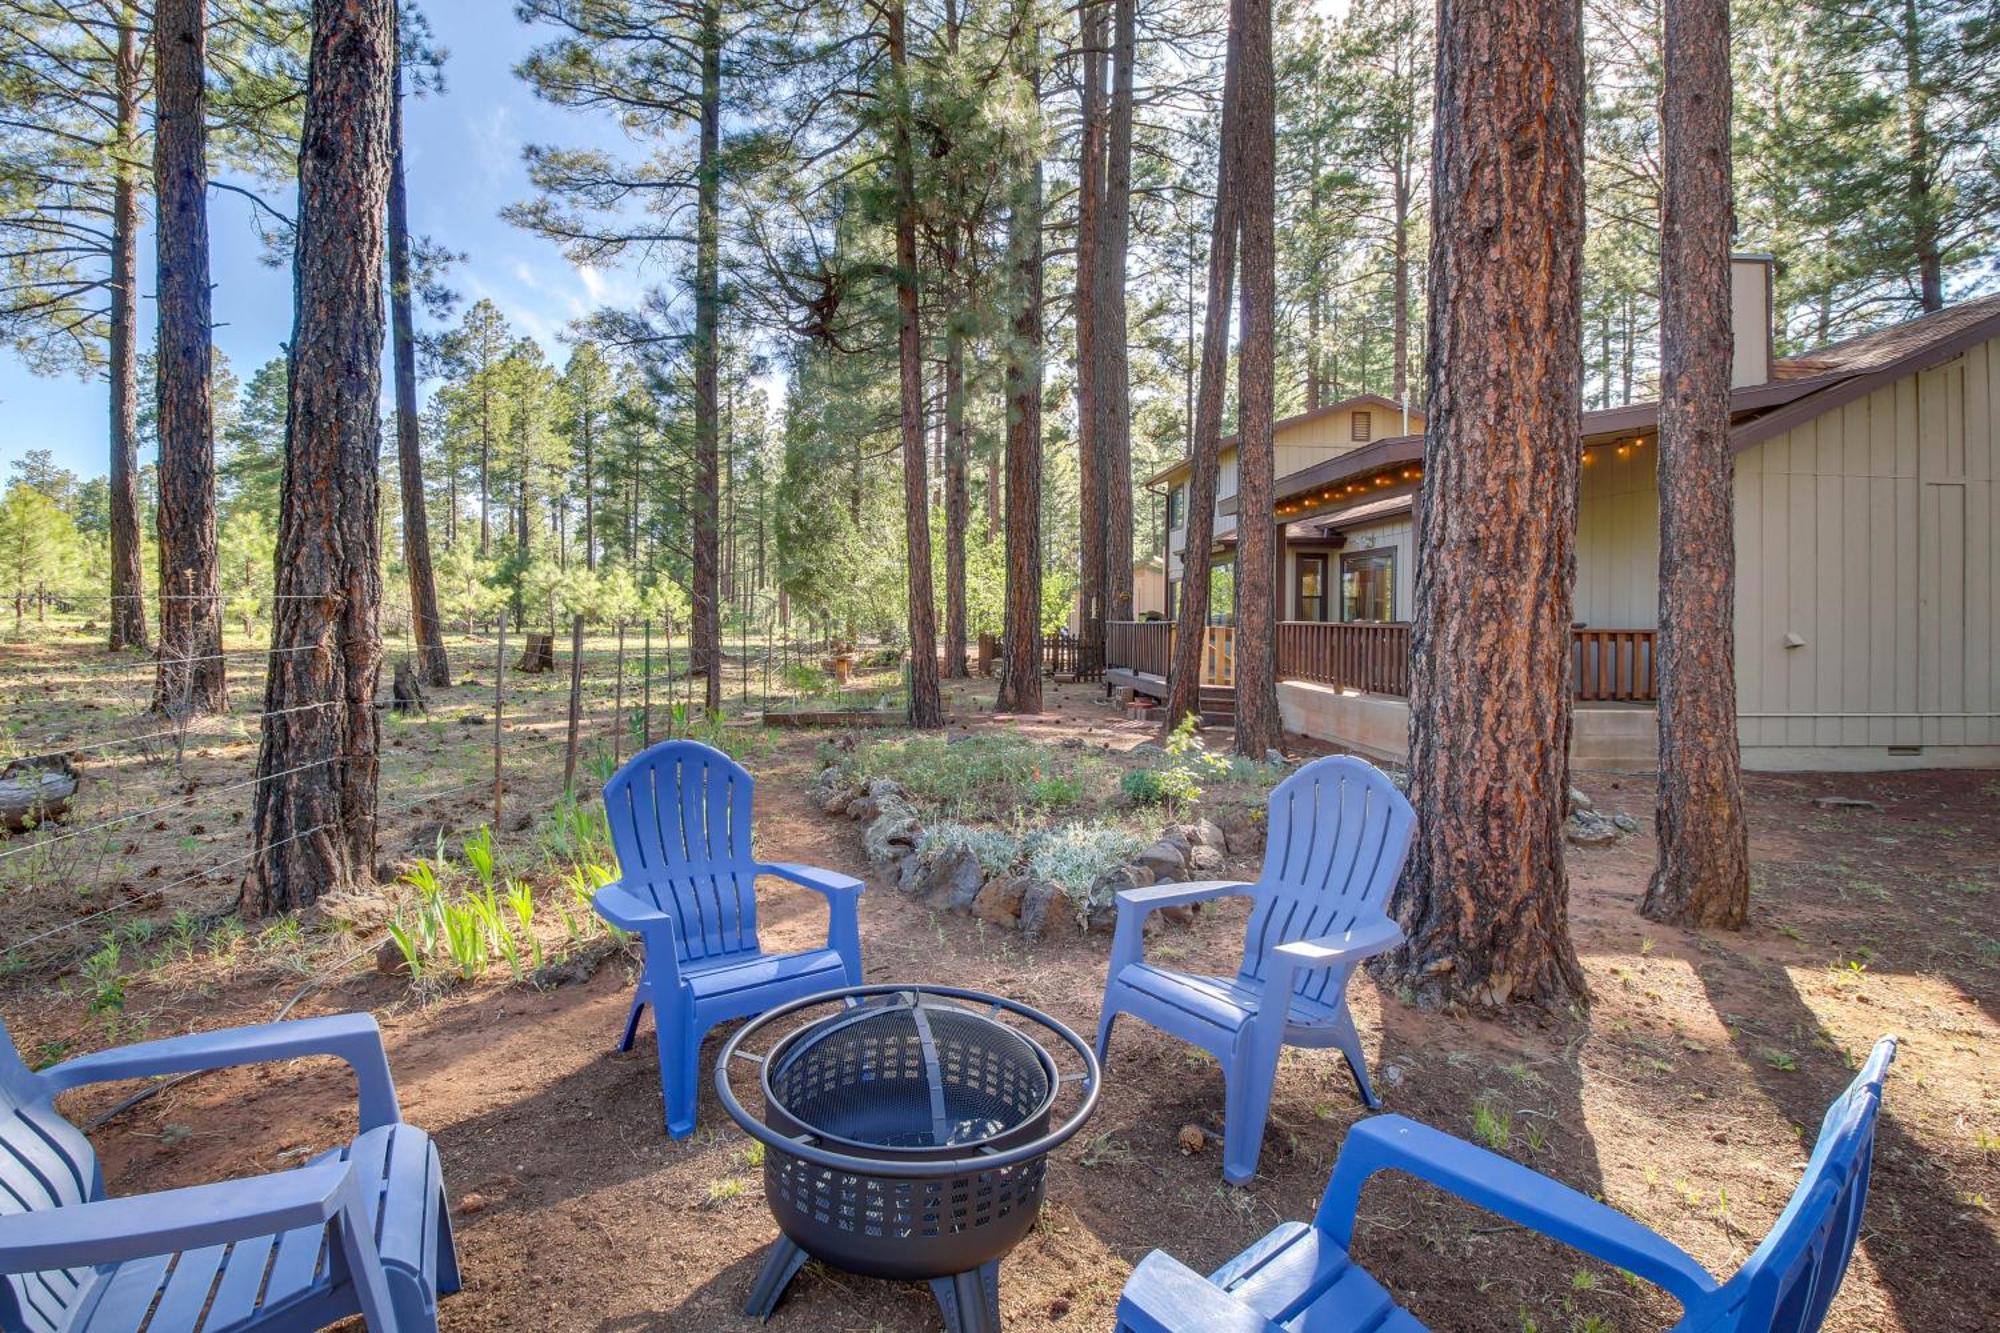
[1341,549,1395,622]
[1295,554,1328,622]
[1167,485,1185,531]
[1350,411,1372,443]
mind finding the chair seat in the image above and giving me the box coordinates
[680,946,850,1011]
[1112,965,1353,1039]
[1211,1221,1423,1332]
[68,1123,446,1333]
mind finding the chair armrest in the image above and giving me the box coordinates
[593,882,673,933]
[1272,917,1404,970]
[1116,879,1254,916]
[1315,1116,1719,1309]
[1113,1251,1283,1333]
[0,1156,354,1273]
[758,861,865,899]
[40,1014,401,1131]
[1107,881,1256,975]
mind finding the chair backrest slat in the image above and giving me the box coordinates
[604,740,761,963]
[2,1026,105,1332]
[1695,1038,1896,1333]
[1238,757,1414,998]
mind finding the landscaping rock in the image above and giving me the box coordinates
[1128,741,1165,759]
[1568,786,1594,813]
[1018,881,1077,941]
[1186,844,1227,874]
[820,789,855,816]
[1134,839,1187,882]
[1210,806,1264,858]
[1177,818,1229,853]
[921,845,987,909]
[1265,749,1285,767]
[375,937,411,977]
[1812,795,1881,812]
[866,776,904,801]
[1611,812,1642,834]
[971,876,1029,926]
[1158,826,1192,857]
[845,795,878,822]
[862,802,921,868]
[1564,811,1623,848]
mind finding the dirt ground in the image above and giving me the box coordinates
[3,673,1996,1332]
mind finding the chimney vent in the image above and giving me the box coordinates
[1731,253,1775,387]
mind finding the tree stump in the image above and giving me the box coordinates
[0,756,81,835]
[391,658,427,715]
[515,632,555,673]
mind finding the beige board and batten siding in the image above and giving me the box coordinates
[1283,515,1415,621]
[1733,332,1998,766]
[1574,443,1662,627]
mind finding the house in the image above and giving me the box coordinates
[1111,256,2000,772]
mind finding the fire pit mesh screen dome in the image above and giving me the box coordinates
[768,1000,1051,1150]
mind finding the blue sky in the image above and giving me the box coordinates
[0,3,652,485]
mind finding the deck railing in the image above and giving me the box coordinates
[1039,634,1103,681]
[1572,628,1656,701]
[1105,620,1172,678]
[1276,621,1411,696]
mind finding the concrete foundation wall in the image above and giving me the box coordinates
[1276,681,1657,772]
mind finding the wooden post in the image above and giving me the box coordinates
[493,611,506,827]
[613,620,625,762]
[563,613,585,789]
[642,616,653,747]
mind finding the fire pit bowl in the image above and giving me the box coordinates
[716,984,1101,1332]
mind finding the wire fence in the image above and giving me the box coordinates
[0,602,879,969]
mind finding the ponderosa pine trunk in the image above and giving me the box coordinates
[389,42,449,688]
[1095,0,1135,624]
[691,0,723,713]
[107,13,147,654]
[943,302,970,678]
[1074,0,1106,657]
[1644,0,1749,928]
[151,0,227,718]
[247,0,395,913]
[1165,0,1244,731]
[1384,0,1589,1010]
[1231,0,1279,758]
[996,0,1044,717]
[889,0,943,728]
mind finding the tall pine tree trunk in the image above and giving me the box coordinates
[1391,154,1411,406]
[692,0,723,712]
[1384,0,1588,1010]
[943,303,970,678]
[1164,0,1243,731]
[107,12,147,654]
[152,0,227,717]
[389,43,449,688]
[1645,0,1749,928]
[1096,0,1135,623]
[248,0,395,913]
[1231,0,1279,758]
[889,0,943,727]
[997,0,1044,717]
[1074,0,1106,656]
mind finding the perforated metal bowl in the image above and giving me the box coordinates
[717,985,1100,1283]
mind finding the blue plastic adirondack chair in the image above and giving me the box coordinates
[1,1012,458,1332]
[1096,755,1415,1184]
[594,739,864,1137]
[1115,1037,1899,1333]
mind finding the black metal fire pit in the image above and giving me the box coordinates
[716,984,1101,1333]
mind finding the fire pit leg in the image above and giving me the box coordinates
[742,1235,811,1321]
[928,1262,1000,1333]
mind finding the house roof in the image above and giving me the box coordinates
[1143,393,1422,487]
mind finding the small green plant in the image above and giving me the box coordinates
[82,941,126,1014]
[1471,1094,1513,1153]
[462,825,497,890]
[1124,714,1231,815]
[1570,1271,1598,1293]
[704,1177,746,1207]
[385,918,426,982]
[1763,1048,1798,1072]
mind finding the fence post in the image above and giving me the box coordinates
[613,620,625,763]
[642,616,653,747]
[563,612,585,790]
[493,611,506,828]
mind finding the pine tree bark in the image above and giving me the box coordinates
[107,13,147,654]
[152,0,227,717]
[247,0,395,914]
[1074,0,1106,657]
[997,0,1044,717]
[389,42,449,688]
[889,0,943,728]
[691,0,723,713]
[1231,0,1279,758]
[1645,0,1749,928]
[943,304,971,678]
[1384,0,1589,1010]
[1095,0,1135,624]
[1164,0,1244,731]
